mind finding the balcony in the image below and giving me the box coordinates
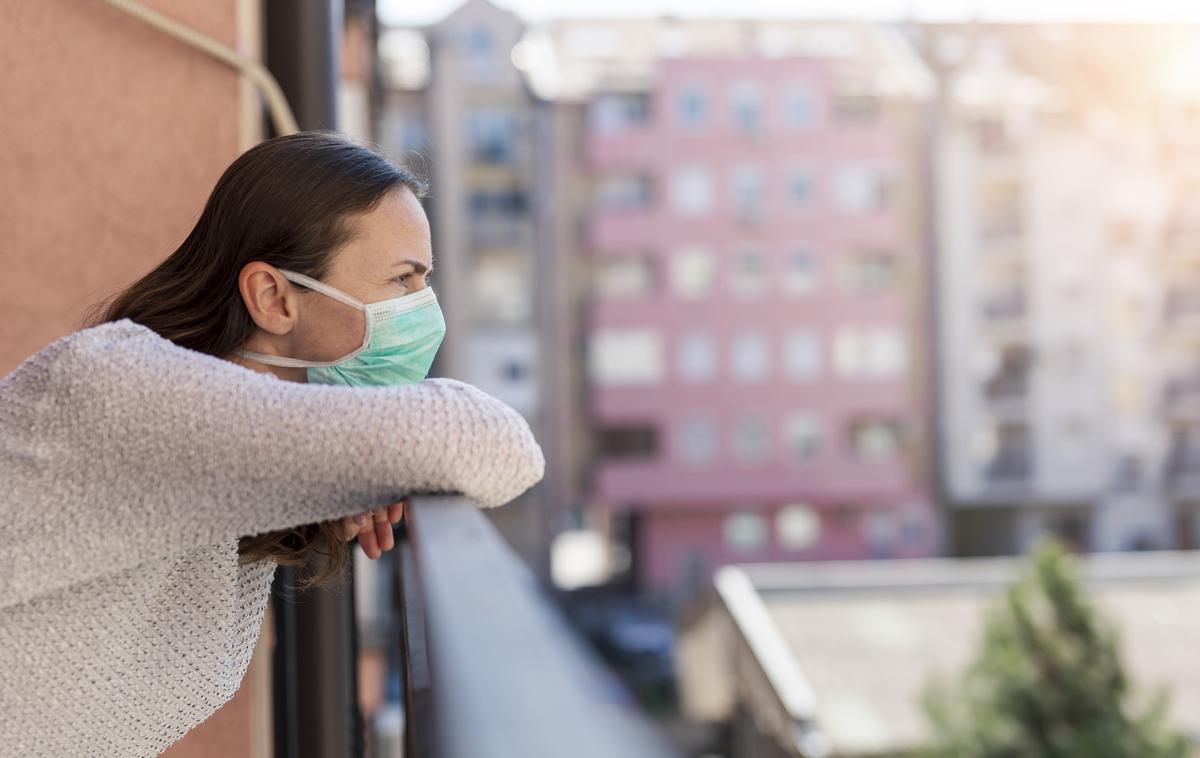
[1162,372,1200,420]
[1163,288,1200,328]
[276,495,680,758]
[980,290,1027,323]
[984,449,1033,487]
[1166,427,1200,497]
[982,346,1032,417]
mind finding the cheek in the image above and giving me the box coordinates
[298,299,366,361]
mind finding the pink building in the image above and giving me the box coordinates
[582,37,940,597]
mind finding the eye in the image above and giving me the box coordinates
[395,270,432,287]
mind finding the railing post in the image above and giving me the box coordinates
[263,2,363,757]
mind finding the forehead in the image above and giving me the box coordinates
[333,186,432,275]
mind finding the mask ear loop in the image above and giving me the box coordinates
[236,268,373,369]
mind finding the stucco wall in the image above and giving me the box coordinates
[0,1,270,756]
[0,0,253,374]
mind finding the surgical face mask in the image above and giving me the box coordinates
[237,268,446,387]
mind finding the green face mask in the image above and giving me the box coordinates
[237,268,446,387]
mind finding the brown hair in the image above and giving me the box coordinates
[82,130,429,590]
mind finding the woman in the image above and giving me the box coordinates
[0,131,544,756]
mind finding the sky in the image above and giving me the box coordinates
[378,0,1200,26]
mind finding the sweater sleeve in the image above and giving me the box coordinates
[0,319,545,608]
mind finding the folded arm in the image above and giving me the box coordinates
[0,319,544,606]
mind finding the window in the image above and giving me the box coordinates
[468,189,528,215]
[730,164,767,223]
[776,504,821,551]
[783,83,817,129]
[840,252,899,294]
[676,84,707,129]
[470,250,530,323]
[833,93,879,125]
[782,411,822,462]
[849,419,903,462]
[676,331,717,383]
[900,509,929,547]
[785,167,814,208]
[589,93,650,134]
[782,250,818,297]
[979,422,1032,482]
[595,424,657,460]
[732,247,767,298]
[980,180,1023,239]
[729,81,764,136]
[670,246,716,298]
[834,165,894,213]
[596,174,651,211]
[670,165,714,216]
[587,329,664,386]
[594,256,655,299]
[865,511,896,556]
[732,413,772,464]
[677,415,718,464]
[973,116,1012,154]
[834,327,907,380]
[723,510,767,553]
[731,330,771,383]
[463,25,495,83]
[465,25,493,55]
[465,108,516,163]
[1112,454,1144,492]
[782,330,822,380]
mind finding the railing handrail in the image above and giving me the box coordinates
[398,495,681,758]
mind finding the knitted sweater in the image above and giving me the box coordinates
[0,319,546,756]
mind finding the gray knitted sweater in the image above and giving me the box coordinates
[0,319,546,756]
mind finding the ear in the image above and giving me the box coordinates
[238,262,301,336]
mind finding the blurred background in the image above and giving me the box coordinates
[6,1,1200,756]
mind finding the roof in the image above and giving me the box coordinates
[695,552,1200,756]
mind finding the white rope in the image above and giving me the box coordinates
[94,0,299,136]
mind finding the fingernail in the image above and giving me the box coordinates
[354,514,368,525]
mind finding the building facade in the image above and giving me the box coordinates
[924,26,1200,555]
[574,23,940,597]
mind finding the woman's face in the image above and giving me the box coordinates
[234,184,434,382]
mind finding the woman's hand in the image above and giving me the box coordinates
[341,498,407,559]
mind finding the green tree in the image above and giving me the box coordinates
[920,538,1191,758]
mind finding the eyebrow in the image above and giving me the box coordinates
[391,259,434,274]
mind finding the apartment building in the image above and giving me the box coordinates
[922,25,1200,554]
[539,20,941,596]
[377,0,565,576]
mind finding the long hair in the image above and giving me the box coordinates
[82,130,429,590]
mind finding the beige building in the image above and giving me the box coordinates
[377,0,589,580]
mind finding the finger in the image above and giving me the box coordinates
[343,515,364,542]
[387,501,404,524]
[358,525,381,559]
[373,508,394,552]
[352,511,372,541]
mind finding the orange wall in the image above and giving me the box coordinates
[0,0,250,374]
[0,2,271,756]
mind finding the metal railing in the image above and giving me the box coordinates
[396,496,681,758]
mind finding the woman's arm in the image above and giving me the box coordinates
[0,319,544,606]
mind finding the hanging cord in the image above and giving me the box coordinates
[94,0,299,135]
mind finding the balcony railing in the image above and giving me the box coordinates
[1163,289,1200,324]
[984,449,1033,485]
[981,291,1027,321]
[275,494,680,758]
[395,496,680,758]
[1162,373,1200,418]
